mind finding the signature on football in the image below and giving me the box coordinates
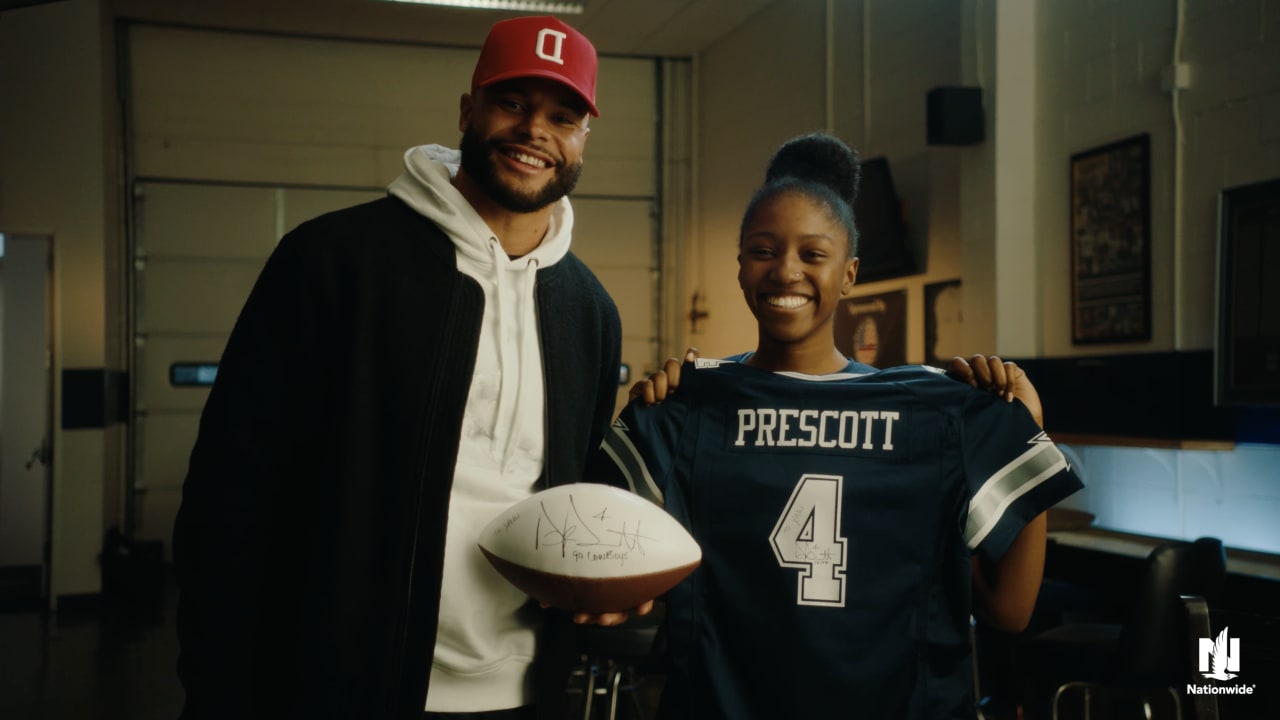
[535,494,655,560]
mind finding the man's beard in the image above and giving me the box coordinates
[459,128,583,213]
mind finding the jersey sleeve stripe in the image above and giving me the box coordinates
[602,426,665,506]
[965,441,1068,548]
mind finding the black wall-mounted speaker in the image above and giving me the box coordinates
[926,87,984,146]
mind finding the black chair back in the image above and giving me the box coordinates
[1112,536,1226,686]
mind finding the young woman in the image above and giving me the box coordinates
[596,134,1082,719]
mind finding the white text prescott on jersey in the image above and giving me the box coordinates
[734,408,901,451]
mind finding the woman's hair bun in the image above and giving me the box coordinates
[764,133,861,207]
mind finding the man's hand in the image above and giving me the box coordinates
[602,349,697,624]
[541,599,655,627]
[629,348,699,406]
[946,355,1044,428]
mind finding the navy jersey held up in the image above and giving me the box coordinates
[600,358,1083,720]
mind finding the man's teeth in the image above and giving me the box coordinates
[766,295,809,309]
[507,151,548,168]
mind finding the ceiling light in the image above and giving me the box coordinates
[377,0,585,14]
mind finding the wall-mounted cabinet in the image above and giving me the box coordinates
[1013,351,1280,448]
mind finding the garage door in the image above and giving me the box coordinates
[128,24,660,552]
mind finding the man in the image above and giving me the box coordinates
[173,16,621,720]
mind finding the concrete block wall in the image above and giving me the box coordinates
[1036,0,1280,355]
[1033,0,1280,553]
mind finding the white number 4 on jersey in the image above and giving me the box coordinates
[769,474,848,607]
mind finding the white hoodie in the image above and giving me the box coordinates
[389,144,572,711]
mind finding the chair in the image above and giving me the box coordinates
[567,603,665,720]
[1180,595,1219,720]
[971,615,992,720]
[1024,537,1226,720]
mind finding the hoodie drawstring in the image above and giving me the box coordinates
[488,240,541,473]
[503,257,539,468]
[488,239,511,461]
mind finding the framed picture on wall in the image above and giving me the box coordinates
[835,289,907,368]
[924,279,963,367]
[1069,133,1152,344]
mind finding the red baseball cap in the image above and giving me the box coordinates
[471,16,599,117]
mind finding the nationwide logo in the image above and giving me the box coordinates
[1200,627,1239,680]
[1187,627,1258,697]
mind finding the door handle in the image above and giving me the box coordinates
[25,439,51,470]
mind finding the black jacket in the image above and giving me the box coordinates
[173,196,622,719]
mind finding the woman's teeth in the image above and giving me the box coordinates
[766,295,809,309]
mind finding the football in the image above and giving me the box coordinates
[478,483,701,614]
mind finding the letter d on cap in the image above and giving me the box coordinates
[536,28,567,64]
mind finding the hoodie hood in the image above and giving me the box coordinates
[388,143,573,270]
[388,143,568,474]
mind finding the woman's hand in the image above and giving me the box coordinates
[628,348,699,405]
[947,355,1044,427]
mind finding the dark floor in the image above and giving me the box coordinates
[0,579,184,720]
[6,570,1268,720]
[0,571,662,720]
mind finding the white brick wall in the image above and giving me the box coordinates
[1060,443,1280,554]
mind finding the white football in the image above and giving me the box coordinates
[478,483,701,614]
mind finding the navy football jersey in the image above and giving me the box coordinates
[600,358,1082,720]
